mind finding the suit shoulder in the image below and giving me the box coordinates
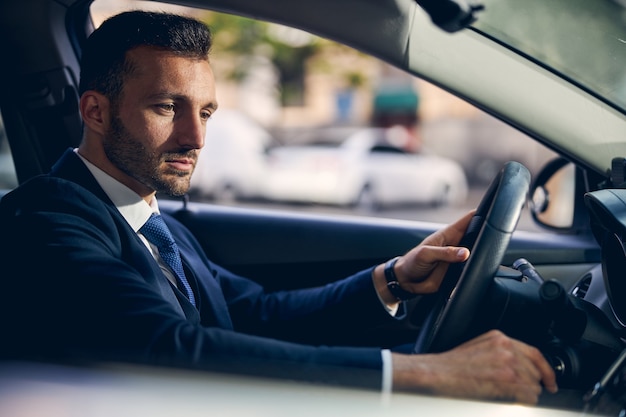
[0,174,110,218]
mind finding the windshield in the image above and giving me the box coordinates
[474,0,626,115]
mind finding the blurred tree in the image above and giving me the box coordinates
[201,12,375,109]
[202,12,320,105]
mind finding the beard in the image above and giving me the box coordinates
[103,113,197,197]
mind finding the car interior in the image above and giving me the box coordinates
[1,0,626,415]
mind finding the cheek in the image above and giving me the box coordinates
[129,113,172,148]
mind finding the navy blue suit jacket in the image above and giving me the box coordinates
[0,149,396,389]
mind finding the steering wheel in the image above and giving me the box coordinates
[414,161,531,353]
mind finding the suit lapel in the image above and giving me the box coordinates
[180,251,233,330]
[51,149,201,321]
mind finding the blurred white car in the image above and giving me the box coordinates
[263,127,468,210]
[189,110,271,202]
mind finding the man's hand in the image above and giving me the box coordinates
[373,210,474,305]
[391,330,558,404]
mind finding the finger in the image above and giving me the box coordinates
[526,346,558,393]
[479,331,558,395]
[450,209,476,230]
[421,210,476,248]
[483,341,545,404]
[504,338,557,395]
[416,245,470,265]
[442,210,476,244]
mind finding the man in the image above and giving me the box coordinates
[0,11,557,404]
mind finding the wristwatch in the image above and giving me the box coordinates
[384,256,417,301]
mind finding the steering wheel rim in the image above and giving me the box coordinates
[414,161,531,353]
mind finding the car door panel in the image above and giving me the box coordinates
[165,199,436,291]
[162,199,602,294]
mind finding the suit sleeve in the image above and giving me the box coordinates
[168,215,407,347]
[0,177,384,390]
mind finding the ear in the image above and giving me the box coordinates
[80,91,110,136]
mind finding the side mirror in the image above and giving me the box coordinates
[530,158,589,232]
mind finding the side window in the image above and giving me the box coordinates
[0,111,18,190]
[90,2,557,232]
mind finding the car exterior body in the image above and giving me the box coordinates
[0,0,625,416]
[263,127,468,209]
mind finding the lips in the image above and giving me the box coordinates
[164,154,197,172]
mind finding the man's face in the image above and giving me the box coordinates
[103,46,217,197]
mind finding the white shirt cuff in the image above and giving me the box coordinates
[381,349,393,395]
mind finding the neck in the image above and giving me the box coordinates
[77,142,156,203]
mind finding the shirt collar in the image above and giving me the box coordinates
[74,149,157,232]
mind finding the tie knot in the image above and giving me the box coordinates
[140,213,176,250]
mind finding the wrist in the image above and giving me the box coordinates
[384,256,417,301]
[373,263,400,306]
[391,352,435,393]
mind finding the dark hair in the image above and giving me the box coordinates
[79,11,212,100]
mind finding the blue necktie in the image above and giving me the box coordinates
[140,213,196,306]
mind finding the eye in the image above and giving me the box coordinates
[157,103,175,113]
[200,110,213,122]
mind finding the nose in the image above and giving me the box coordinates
[177,112,206,150]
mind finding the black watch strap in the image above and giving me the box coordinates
[384,256,416,301]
